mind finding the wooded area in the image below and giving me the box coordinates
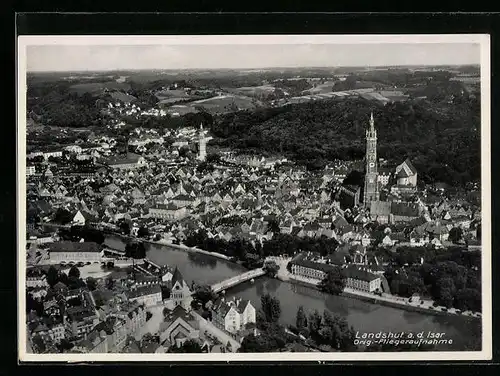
[211,96,480,186]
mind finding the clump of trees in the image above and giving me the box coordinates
[118,220,131,235]
[46,265,86,290]
[295,306,308,335]
[125,241,146,260]
[306,309,357,351]
[191,285,218,309]
[168,339,204,353]
[137,226,150,238]
[259,294,282,324]
[59,226,105,244]
[26,291,44,316]
[53,208,73,225]
[319,266,346,295]
[240,293,292,352]
[125,241,147,274]
[289,305,358,351]
[449,227,464,244]
[241,293,358,353]
[263,260,280,278]
[383,247,481,312]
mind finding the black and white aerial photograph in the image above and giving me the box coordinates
[17,34,491,361]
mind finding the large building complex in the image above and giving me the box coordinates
[288,252,385,293]
[48,241,103,263]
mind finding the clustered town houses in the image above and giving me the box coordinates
[25,113,481,354]
[26,253,254,353]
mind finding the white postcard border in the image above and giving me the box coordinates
[17,34,492,362]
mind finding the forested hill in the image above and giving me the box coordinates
[210,97,480,186]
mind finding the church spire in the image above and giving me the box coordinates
[364,111,379,207]
[198,122,207,162]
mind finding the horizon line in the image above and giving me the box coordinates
[28,63,480,74]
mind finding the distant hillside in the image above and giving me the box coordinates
[68,82,132,95]
[211,97,480,186]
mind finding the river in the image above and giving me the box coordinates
[104,235,482,351]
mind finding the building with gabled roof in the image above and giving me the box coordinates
[423,220,450,242]
[394,158,418,189]
[28,319,65,344]
[113,302,147,337]
[126,284,162,307]
[149,204,188,220]
[158,305,207,350]
[390,202,420,222]
[170,267,192,310]
[211,296,256,334]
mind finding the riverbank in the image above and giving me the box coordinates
[144,239,231,261]
[102,232,232,261]
[102,233,481,350]
[287,274,481,321]
[106,231,481,321]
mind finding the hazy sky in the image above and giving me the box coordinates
[26,43,481,72]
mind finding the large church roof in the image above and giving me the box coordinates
[172,267,186,287]
[370,201,391,216]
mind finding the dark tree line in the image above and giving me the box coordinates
[59,226,105,244]
[28,87,111,128]
[211,97,480,186]
[183,230,339,264]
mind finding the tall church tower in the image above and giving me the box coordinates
[363,112,379,206]
[198,122,207,162]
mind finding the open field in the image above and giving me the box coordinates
[228,85,276,97]
[165,104,199,116]
[155,89,190,99]
[158,97,190,105]
[109,91,137,103]
[192,94,261,112]
[301,81,337,94]
[165,94,261,116]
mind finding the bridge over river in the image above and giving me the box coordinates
[210,268,266,293]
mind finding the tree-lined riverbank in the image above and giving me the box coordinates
[104,234,482,351]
